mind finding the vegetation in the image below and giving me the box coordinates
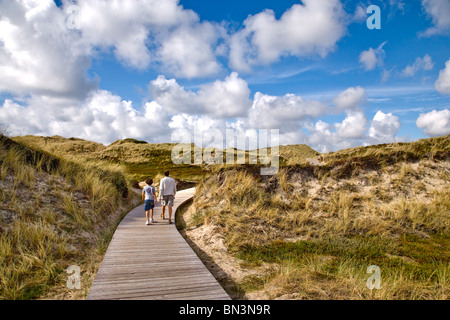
[12,135,319,184]
[183,135,450,299]
[5,132,448,300]
[12,135,207,182]
[0,134,139,299]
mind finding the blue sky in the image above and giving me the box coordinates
[0,0,449,152]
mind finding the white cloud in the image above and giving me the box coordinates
[368,111,402,143]
[247,92,328,130]
[197,73,252,118]
[435,59,450,94]
[306,113,368,153]
[72,0,223,77]
[335,111,368,139]
[359,49,378,71]
[0,91,171,144]
[333,86,367,111]
[421,0,450,36]
[229,0,347,71]
[352,5,367,23]
[150,72,252,118]
[359,41,387,71]
[416,109,450,136]
[402,54,434,77]
[156,22,223,78]
[0,0,95,98]
[381,67,396,83]
[303,110,404,152]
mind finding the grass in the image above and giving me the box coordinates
[6,133,449,299]
[184,134,450,299]
[12,135,319,183]
[236,234,449,299]
[0,134,139,299]
[12,135,208,182]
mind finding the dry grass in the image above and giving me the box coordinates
[183,135,450,300]
[12,135,206,182]
[0,134,139,299]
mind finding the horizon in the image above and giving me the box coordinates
[1,0,450,153]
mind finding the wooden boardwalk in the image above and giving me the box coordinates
[87,188,230,300]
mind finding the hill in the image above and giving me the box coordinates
[0,134,139,299]
[12,135,319,183]
[12,136,205,183]
[179,135,450,300]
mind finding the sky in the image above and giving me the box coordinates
[0,0,449,152]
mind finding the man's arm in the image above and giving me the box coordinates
[159,180,164,199]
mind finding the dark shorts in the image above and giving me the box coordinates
[144,200,155,211]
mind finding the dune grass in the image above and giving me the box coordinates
[12,135,207,182]
[185,135,450,299]
[0,134,139,299]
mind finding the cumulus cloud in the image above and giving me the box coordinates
[359,41,387,71]
[72,0,224,77]
[333,86,367,111]
[306,112,368,153]
[420,0,450,36]
[368,111,402,143]
[335,112,368,139]
[435,59,450,94]
[402,54,434,77]
[246,92,328,130]
[416,109,450,136]
[0,0,95,98]
[0,1,412,152]
[304,110,404,152]
[229,0,347,71]
[0,0,226,104]
[0,91,170,144]
[150,72,252,118]
[156,22,224,78]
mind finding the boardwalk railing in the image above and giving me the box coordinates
[87,188,230,300]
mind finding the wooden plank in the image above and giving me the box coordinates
[87,188,230,300]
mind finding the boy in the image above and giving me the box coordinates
[142,178,157,225]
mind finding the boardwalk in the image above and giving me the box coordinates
[87,188,230,300]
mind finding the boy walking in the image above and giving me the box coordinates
[142,178,157,225]
[159,170,177,224]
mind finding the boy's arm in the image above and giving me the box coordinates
[153,191,157,204]
[142,190,145,202]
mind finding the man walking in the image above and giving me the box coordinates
[159,170,177,224]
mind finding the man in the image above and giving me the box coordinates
[159,170,177,224]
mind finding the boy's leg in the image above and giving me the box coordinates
[150,208,154,221]
[146,210,149,221]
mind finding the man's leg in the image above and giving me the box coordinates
[161,205,165,219]
[168,205,173,223]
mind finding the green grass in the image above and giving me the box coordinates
[235,234,449,299]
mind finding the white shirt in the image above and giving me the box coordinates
[159,176,177,198]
